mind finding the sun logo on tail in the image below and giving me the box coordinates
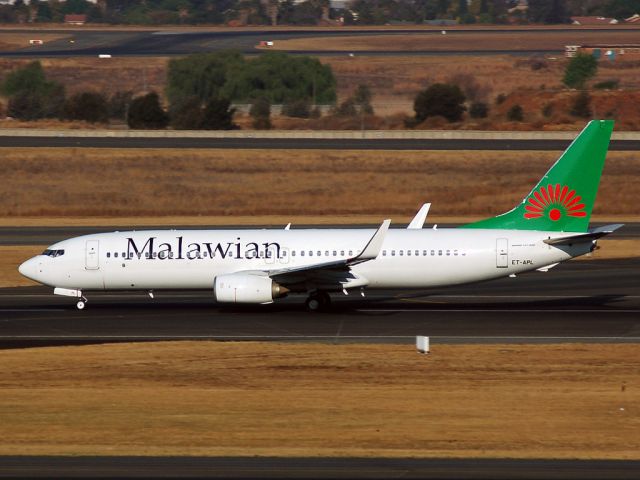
[524,184,586,221]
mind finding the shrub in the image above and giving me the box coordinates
[563,53,597,89]
[542,103,554,118]
[282,99,311,118]
[127,92,168,129]
[594,79,619,90]
[413,83,466,123]
[250,97,271,130]
[469,102,488,119]
[495,93,506,105]
[570,91,592,118]
[507,104,524,122]
[169,96,204,130]
[64,92,108,123]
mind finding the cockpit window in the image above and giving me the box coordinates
[42,249,65,257]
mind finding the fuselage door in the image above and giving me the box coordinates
[496,238,508,268]
[86,240,100,270]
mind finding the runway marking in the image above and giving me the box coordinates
[0,309,65,312]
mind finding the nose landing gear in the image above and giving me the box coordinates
[305,290,331,312]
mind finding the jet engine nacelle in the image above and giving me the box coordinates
[213,273,288,304]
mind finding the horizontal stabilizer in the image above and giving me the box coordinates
[543,224,624,246]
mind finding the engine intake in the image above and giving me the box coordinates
[214,273,288,304]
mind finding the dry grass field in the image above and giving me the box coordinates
[0,341,637,458]
[272,31,640,52]
[1,148,637,217]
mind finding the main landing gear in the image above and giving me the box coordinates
[305,290,331,312]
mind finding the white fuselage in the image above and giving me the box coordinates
[20,228,592,292]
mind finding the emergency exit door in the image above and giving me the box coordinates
[85,240,100,270]
[496,238,508,268]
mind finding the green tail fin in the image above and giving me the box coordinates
[462,120,613,232]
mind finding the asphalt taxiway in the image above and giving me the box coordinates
[1,258,638,348]
[2,136,640,151]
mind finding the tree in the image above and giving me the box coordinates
[201,98,236,130]
[413,83,466,123]
[563,53,598,89]
[528,0,569,23]
[1,61,65,120]
[570,91,592,118]
[64,91,109,123]
[250,97,271,129]
[127,92,168,129]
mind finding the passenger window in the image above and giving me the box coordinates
[349,250,353,256]
[391,250,395,256]
[423,250,427,256]
[292,251,296,256]
[114,252,118,258]
[146,253,150,259]
[399,250,404,256]
[340,250,344,256]
[415,250,419,256]
[332,251,337,256]
[301,251,305,256]
[309,251,313,256]
[325,251,329,256]
[431,250,435,256]
[407,250,411,256]
[317,251,321,256]
[382,250,387,256]
[454,250,458,256]
[446,250,450,256]
[107,252,111,258]
[438,250,442,256]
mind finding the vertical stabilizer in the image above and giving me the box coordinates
[462,120,613,232]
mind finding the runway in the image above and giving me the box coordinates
[1,258,638,348]
[1,27,639,58]
[2,135,640,151]
[1,456,639,480]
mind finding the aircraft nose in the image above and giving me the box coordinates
[18,257,38,281]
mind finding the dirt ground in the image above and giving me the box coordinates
[0,341,637,458]
[1,148,638,217]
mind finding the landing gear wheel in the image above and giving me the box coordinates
[76,300,85,310]
[305,296,321,312]
[305,291,331,312]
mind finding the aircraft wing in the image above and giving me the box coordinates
[543,224,624,246]
[265,219,391,288]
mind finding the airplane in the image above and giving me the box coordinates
[19,120,622,311]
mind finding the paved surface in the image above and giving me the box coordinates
[1,27,639,58]
[1,456,639,479]
[2,136,640,150]
[1,258,638,348]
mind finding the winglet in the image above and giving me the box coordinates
[407,203,431,229]
[349,219,391,265]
